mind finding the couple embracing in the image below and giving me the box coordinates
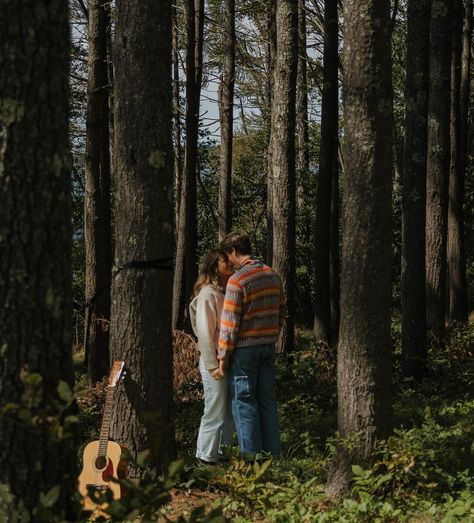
[189,232,285,463]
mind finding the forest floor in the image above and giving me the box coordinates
[76,321,474,522]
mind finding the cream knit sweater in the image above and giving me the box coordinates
[189,285,224,370]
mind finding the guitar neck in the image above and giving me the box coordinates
[98,386,115,457]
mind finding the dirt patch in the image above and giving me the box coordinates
[159,488,222,521]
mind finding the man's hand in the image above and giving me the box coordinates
[211,367,225,380]
[211,356,229,381]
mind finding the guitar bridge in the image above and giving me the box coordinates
[86,484,109,491]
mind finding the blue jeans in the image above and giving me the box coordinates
[196,357,234,462]
[229,344,280,458]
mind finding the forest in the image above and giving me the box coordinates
[1,0,474,521]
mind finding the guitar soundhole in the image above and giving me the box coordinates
[95,456,107,470]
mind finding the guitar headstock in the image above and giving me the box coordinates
[108,360,126,387]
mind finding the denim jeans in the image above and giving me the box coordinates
[229,344,280,458]
[196,356,234,462]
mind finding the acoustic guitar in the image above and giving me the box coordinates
[78,360,128,514]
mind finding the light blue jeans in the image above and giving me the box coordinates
[196,356,234,462]
[229,344,281,458]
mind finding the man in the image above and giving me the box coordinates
[217,232,285,458]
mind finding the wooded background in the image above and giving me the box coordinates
[1,0,473,519]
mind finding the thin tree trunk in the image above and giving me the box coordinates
[85,0,112,385]
[0,0,75,513]
[218,0,235,241]
[325,0,393,497]
[266,0,277,265]
[173,0,203,331]
[173,2,182,236]
[330,162,340,342]
[296,0,309,207]
[314,0,338,344]
[110,0,176,476]
[271,0,298,354]
[426,0,453,342]
[447,0,470,324]
[401,0,431,377]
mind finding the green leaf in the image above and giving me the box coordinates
[136,449,151,467]
[57,381,73,402]
[39,485,60,508]
[351,464,364,476]
[168,458,185,478]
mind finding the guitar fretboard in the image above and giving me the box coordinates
[98,387,115,458]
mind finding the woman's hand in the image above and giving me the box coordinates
[210,365,225,381]
[210,357,228,380]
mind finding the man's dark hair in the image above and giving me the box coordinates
[220,232,252,255]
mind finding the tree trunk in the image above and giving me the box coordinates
[85,0,112,385]
[266,0,277,265]
[447,0,470,324]
[314,0,338,344]
[172,0,203,331]
[325,0,393,497]
[330,164,340,342]
[110,0,176,476]
[425,0,453,341]
[218,0,235,241]
[401,0,431,377]
[296,0,309,200]
[0,0,75,513]
[173,2,182,237]
[271,0,298,354]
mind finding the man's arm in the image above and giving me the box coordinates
[218,278,243,360]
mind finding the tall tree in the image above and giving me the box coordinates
[85,0,112,385]
[271,0,298,353]
[447,0,470,324]
[330,164,340,341]
[296,0,309,184]
[401,0,431,377]
[0,0,75,513]
[173,0,204,330]
[218,0,236,241]
[109,0,176,475]
[314,0,339,344]
[266,0,277,265]
[425,0,453,341]
[325,0,393,496]
[173,2,183,235]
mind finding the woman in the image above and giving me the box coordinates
[189,249,234,464]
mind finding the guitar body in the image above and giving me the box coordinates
[78,439,128,513]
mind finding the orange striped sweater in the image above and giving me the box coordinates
[218,258,285,358]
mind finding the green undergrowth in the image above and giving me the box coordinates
[173,322,474,522]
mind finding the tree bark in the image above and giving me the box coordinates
[447,0,470,324]
[266,0,277,265]
[172,0,203,331]
[314,0,338,344]
[0,0,75,513]
[271,0,298,354]
[173,2,182,237]
[296,0,309,196]
[85,0,112,385]
[110,0,176,476]
[218,0,235,241]
[330,163,340,342]
[401,0,431,377]
[325,0,393,497]
[425,0,453,341]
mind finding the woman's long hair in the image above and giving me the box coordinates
[193,249,226,296]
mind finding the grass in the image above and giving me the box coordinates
[68,321,474,521]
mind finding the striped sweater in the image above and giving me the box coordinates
[218,257,285,358]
